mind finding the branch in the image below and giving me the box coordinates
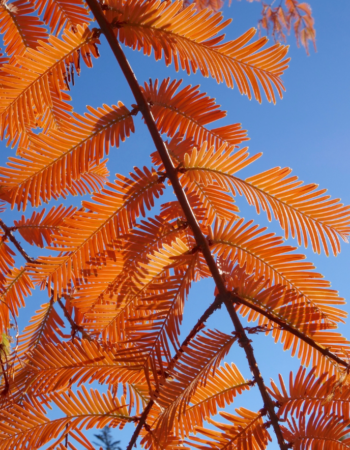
[85,2,290,448]
[0,217,94,345]
[0,219,36,264]
[126,400,154,450]
[126,293,226,449]
[56,297,92,342]
[167,292,225,372]
[233,293,350,370]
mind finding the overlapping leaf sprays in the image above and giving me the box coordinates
[0,1,348,449]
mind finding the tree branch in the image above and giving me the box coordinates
[0,219,36,264]
[0,220,93,343]
[56,297,92,342]
[126,293,226,449]
[126,399,154,450]
[85,2,290,448]
[232,294,350,370]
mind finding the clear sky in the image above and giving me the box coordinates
[0,1,350,449]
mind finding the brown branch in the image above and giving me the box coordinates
[56,297,92,342]
[0,219,36,264]
[167,292,226,372]
[85,2,290,448]
[0,217,93,345]
[126,400,154,450]
[126,293,227,449]
[233,294,350,370]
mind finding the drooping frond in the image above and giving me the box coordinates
[221,262,350,375]
[176,363,252,437]
[29,167,165,298]
[25,339,146,395]
[181,143,350,255]
[0,0,48,56]
[13,205,77,247]
[0,232,15,280]
[0,387,131,450]
[29,0,91,35]
[269,366,350,420]
[210,218,346,324]
[142,78,249,148]
[182,141,262,182]
[0,267,33,333]
[243,167,350,255]
[73,214,187,316]
[150,329,237,439]
[125,256,198,380]
[0,24,100,144]
[283,412,350,449]
[0,102,133,210]
[258,0,316,55]
[189,408,271,450]
[188,181,240,225]
[104,0,290,103]
[17,301,67,358]
[82,237,191,342]
[60,158,110,198]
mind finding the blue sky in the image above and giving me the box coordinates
[0,1,350,448]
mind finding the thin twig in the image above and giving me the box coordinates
[56,297,92,342]
[126,293,227,449]
[0,219,36,264]
[126,400,154,450]
[232,294,350,370]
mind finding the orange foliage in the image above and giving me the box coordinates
[0,1,347,450]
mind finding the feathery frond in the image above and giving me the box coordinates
[0,0,48,56]
[210,218,346,324]
[283,412,350,449]
[0,387,131,450]
[182,143,350,255]
[25,339,146,395]
[151,329,237,438]
[142,78,249,148]
[29,167,165,298]
[218,258,350,374]
[0,232,15,280]
[0,24,100,144]
[29,0,91,35]
[82,236,191,343]
[0,102,133,210]
[269,366,350,420]
[17,301,67,358]
[105,0,289,103]
[13,205,76,247]
[189,408,271,450]
[176,363,252,437]
[0,267,33,333]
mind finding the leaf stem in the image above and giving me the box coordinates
[85,1,290,448]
